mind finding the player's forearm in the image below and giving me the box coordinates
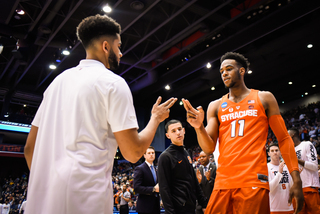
[297,159,305,167]
[269,115,299,173]
[304,160,318,171]
[137,115,161,147]
[121,117,161,163]
[269,172,283,193]
[290,170,302,185]
[195,124,216,154]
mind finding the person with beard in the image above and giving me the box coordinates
[182,52,303,214]
[24,14,177,214]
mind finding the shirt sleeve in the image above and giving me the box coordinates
[105,78,139,133]
[304,142,318,172]
[31,94,46,127]
[269,171,283,193]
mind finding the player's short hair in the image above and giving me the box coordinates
[145,146,155,154]
[76,14,121,49]
[165,119,182,132]
[220,52,250,71]
[288,127,299,138]
[268,143,279,151]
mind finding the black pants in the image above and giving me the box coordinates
[120,204,129,214]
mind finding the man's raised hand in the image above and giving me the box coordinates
[151,96,177,122]
[182,98,204,129]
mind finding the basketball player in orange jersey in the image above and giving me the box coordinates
[182,52,304,214]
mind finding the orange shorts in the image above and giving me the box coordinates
[204,187,270,214]
[293,187,320,214]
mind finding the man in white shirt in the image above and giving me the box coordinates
[1,200,10,214]
[267,143,294,214]
[24,14,176,214]
[288,128,320,213]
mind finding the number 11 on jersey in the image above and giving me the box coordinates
[231,119,245,137]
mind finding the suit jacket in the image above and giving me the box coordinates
[134,162,160,214]
[198,163,216,199]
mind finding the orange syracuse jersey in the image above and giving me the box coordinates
[215,89,269,190]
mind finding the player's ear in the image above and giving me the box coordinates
[239,67,246,76]
[102,40,110,53]
[165,133,170,139]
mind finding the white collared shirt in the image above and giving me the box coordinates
[26,59,139,214]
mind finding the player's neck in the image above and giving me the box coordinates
[171,141,184,146]
[228,84,250,102]
[293,139,301,147]
[270,159,280,166]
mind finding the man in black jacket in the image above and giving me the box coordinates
[158,119,207,214]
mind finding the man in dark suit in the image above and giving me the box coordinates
[134,146,160,214]
[196,151,216,214]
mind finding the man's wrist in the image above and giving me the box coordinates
[291,170,302,183]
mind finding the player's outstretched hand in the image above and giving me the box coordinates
[151,96,177,123]
[288,171,304,214]
[182,98,204,129]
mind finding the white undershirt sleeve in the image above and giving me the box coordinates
[304,142,318,172]
[269,172,283,193]
[304,161,318,171]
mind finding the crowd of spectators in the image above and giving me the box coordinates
[272,101,320,156]
[0,174,28,214]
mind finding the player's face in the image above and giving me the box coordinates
[166,123,185,146]
[220,59,242,88]
[108,34,122,70]
[268,146,281,162]
[198,151,209,166]
[144,148,155,164]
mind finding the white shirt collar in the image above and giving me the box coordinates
[145,161,153,168]
[78,59,108,69]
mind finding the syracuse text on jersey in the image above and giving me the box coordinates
[220,108,258,122]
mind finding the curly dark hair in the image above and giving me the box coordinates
[220,52,250,71]
[76,14,121,48]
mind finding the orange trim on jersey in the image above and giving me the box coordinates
[215,89,269,190]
